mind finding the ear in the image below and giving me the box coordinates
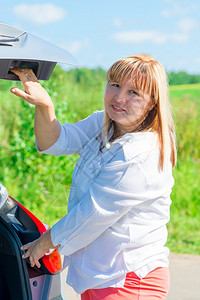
[149,102,156,111]
[148,96,158,111]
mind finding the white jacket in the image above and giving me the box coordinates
[37,111,174,294]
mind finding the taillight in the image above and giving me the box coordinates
[42,248,62,274]
[11,197,62,274]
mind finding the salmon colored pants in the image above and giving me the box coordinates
[81,267,170,300]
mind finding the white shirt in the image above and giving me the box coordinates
[37,111,174,294]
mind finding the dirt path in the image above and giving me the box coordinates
[61,253,200,300]
[167,253,200,300]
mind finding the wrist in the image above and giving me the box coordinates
[36,100,54,111]
[35,103,56,122]
[40,229,55,250]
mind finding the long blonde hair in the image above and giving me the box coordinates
[103,53,176,170]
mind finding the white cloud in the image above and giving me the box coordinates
[13,4,66,25]
[170,33,188,43]
[111,30,188,44]
[112,14,198,46]
[161,3,198,18]
[112,30,156,43]
[113,18,123,28]
[177,18,198,32]
[62,38,90,55]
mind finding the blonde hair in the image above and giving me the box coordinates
[103,53,176,170]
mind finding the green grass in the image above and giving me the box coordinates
[166,84,200,254]
[0,68,199,254]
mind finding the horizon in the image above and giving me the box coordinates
[1,0,200,74]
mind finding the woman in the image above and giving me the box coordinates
[10,53,176,299]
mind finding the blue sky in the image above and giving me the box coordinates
[1,0,200,74]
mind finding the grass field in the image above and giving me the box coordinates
[0,67,199,254]
[167,84,200,254]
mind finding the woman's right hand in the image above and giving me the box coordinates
[10,68,53,108]
[10,67,61,151]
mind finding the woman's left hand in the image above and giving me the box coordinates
[21,229,56,268]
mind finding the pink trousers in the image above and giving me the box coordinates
[81,267,170,300]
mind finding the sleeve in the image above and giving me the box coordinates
[35,110,104,156]
[50,154,150,256]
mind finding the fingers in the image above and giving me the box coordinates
[29,256,41,268]
[10,68,38,83]
[21,240,44,268]
[21,242,31,251]
[21,243,31,259]
[22,250,30,259]
[35,260,41,268]
[10,68,39,104]
[21,246,41,268]
[21,246,36,267]
[10,68,53,107]
[29,256,35,267]
[10,87,32,103]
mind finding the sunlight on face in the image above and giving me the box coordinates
[104,76,153,135]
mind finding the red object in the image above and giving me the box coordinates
[42,249,62,274]
[81,267,170,300]
[11,197,47,234]
[11,197,62,274]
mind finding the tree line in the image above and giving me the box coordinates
[0,67,200,93]
[168,71,200,85]
[65,67,200,86]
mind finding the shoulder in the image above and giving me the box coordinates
[85,110,104,127]
[101,132,158,178]
[112,132,159,163]
[62,110,104,140]
[103,132,173,193]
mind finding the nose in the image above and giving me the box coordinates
[114,91,127,103]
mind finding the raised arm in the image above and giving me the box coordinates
[10,68,61,151]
